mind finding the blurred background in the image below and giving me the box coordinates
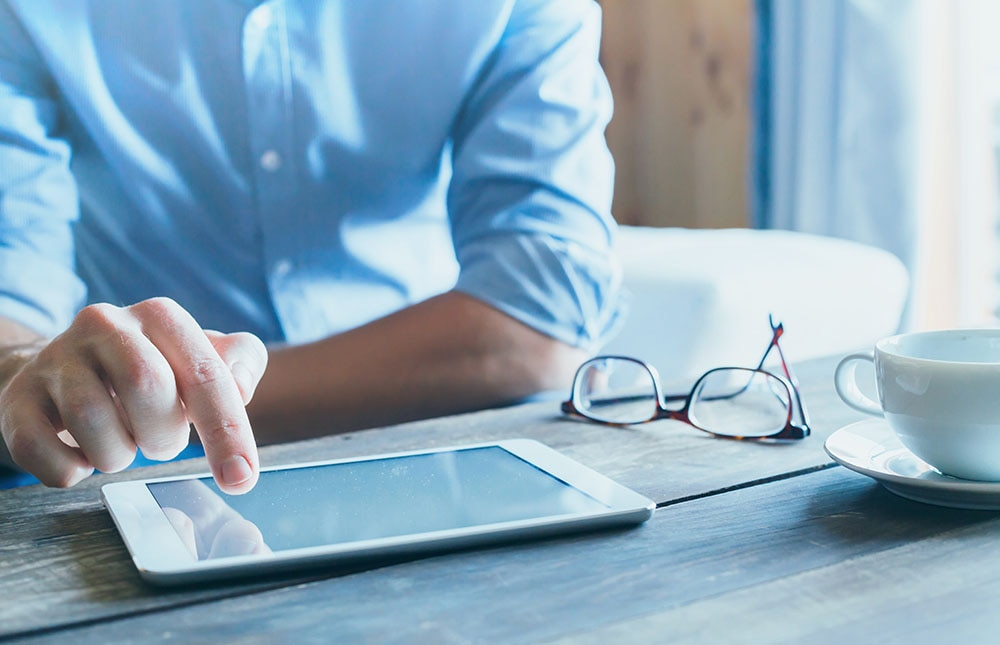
[599,0,1000,332]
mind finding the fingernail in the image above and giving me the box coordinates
[221,455,253,487]
[231,361,256,404]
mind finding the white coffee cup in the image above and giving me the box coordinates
[835,329,1000,481]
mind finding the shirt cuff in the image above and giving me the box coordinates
[454,233,627,352]
[0,250,85,337]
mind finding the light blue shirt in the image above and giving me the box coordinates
[0,0,622,350]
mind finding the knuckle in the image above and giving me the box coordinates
[93,449,135,475]
[131,296,184,322]
[1,399,96,488]
[72,303,122,334]
[137,430,188,462]
[0,375,33,407]
[4,428,78,488]
[3,424,35,468]
[181,357,230,389]
[50,387,135,473]
[139,444,184,462]
[40,468,84,489]
[196,416,246,444]
[69,304,140,354]
[122,357,174,400]
[57,385,97,426]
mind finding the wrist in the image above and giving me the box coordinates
[0,341,46,471]
[0,340,45,391]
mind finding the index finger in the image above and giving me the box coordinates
[132,299,259,494]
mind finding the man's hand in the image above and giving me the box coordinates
[0,298,267,494]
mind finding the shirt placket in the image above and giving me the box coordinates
[242,1,305,340]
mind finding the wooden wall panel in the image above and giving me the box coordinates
[600,0,753,229]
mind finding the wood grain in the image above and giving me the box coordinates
[0,354,868,640]
[556,502,1000,642]
[13,468,998,643]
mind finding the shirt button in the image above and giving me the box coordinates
[273,259,293,278]
[260,150,283,172]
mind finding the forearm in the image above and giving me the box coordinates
[247,291,586,444]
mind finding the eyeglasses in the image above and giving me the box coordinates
[561,316,811,441]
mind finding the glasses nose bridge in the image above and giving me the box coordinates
[658,390,692,412]
[653,402,693,426]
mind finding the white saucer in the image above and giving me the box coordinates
[824,419,1000,510]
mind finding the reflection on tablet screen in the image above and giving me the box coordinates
[147,447,608,560]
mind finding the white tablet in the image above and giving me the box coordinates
[101,439,655,585]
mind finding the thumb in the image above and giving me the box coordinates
[204,330,269,405]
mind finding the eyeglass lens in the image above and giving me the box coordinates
[573,358,658,424]
[688,368,792,437]
[574,358,792,437]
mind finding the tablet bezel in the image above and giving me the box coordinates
[100,438,655,585]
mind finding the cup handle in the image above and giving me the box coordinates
[834,351,883,416]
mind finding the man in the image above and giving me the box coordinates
[0,0,622,492]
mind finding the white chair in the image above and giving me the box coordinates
[601,226,909,384]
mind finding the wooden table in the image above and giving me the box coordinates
[3,354,1000,643]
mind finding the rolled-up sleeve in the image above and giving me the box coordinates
[0,8,85,337]
[448,0,623,351]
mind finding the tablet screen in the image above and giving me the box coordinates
[147,446,609,560]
